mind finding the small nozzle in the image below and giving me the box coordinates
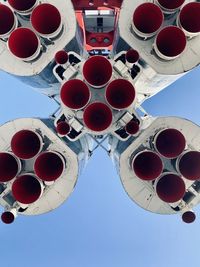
[125,49,139,64]
[83,56,112,88]
[154,128,186,158]
[83,102,112,132]
[105,79,135,110]
[182,211,196,224]
[156,173,185,203]
[60,79,91,110]
[56,121,71,136]
[12,174,42,204]
[125,120,139,135]
[11,130,43,160]
[1,211,15,224]
[34,151,65,182]
[8,28,40,60]
[132,151,163,181]
[55,50,69,65]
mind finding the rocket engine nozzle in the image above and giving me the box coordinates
[155,173,185,203]
[154,26,186,60]
[182,211,196,224]
[11,130,43,160]
[55,50,69,65]
[60,79,91,110]
[105,79,136,110]
[154,128,186,158]
[1,211,15,224]
[125,49,139,64]
[177,151,200,181]
[8,0,38,13]
[132,151,163,181]
[125,120,139,135]
[83,102,112,132]
[34,151,65,182]
[132,3,163,38]
[31,3,62,38]
[0,5,16,38]
[83,56,112,88]
[155,0,185,13]
[8,28,40,61]
[12,174,42,204]
[0,152,21,183]
[56,121,71,136]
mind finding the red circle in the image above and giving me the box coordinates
[157,0,185,10]
[156,173,185,203]
[83,102,112,132]
[179,3,200,34]
[8,28,39,59]
[55,50,68,65]
[125,49,139,63]
[34,152,65,182]
[156,26,186,58]
[132,151,163,181]
[8,0,37,11]
[12,174,42,204]
[125,120,139,135]
[83,56,112,87]
[31,4,61,35]
[0,5,15,35]
[178,151,200,180]
[1,211,15,224]
[0,152,19,182]
[56,121,71,135]
[155,128,186,158]
[182,211,196,224]
[106,79,135,109]
[11,130,42,159]
[60,79,90,110]
[133,3,163,34]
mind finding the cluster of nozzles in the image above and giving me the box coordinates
[0,129,66,224]
[132,1,200,60]
[132,128,200,223]
[0,0,62,61]
[59,55,138,133]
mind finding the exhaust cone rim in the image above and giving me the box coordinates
[132,151,163,181]
[12,174,42,204]
[0,152,21,183]
[34,151,65,182]
[155,173,185,203]
[8,0,37,12]
[8,28,40,60]
[1,211,15,224]
[132,3,163,36]
[83,56,113,88]
[11,130,43,160]
[177,151,200,180]
[182,211,196,224]
[179,2,200,34]
[105,79,136,110]
[155,26,186,59]
[0,5,15,37]
[154,128,186,158]
[31,3,61,36]
[156,0,185,10]
[83,102,113,132]
[60,79,91,110]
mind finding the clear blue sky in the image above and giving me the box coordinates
[0,66,200,267]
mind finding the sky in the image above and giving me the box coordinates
[0,66,200,267]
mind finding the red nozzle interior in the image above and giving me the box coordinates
[12,174,42,204]
[55,50,69,65]
[0,5,15,36]
[155,128,186,158]
[60,79,90,110]
[8,0,37,11]
[157,0,185,10]
[125,120,139,135]
[1,211,15,224]
[106,79,135,109]
[132,151,163,181]
[83,102,112,132]
[179,2,200,34]
[182,211,196,224]
[56,121,71,135]
[156,173,185,203]
[8,28,39,59]
[34,151,65,182]
[83,56,112,87]
[125,49,139,64]
[0,153,20,182]
[155,26,186,58]
[31,3,61,35]
[133,3,163,34]
[11,130,42,159]
[178,151,200,180]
